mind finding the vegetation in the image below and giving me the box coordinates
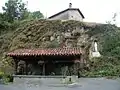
[0,0,44,81]
[0,19,120,77]
[2,0,28,22]
[82,24,120,78]
[29,11,44,19]
[0,0,120,78]
[0,71,13,84]
[1,0,44,23]
[82,57,120,77]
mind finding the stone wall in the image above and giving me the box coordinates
[13,75,78,85]
[13,75,66,85]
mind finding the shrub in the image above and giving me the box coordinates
[0,71,13,84]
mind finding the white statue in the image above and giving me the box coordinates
[91,40,101,57]
[94,41,98,52]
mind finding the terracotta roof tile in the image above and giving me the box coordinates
[7,48,82,56]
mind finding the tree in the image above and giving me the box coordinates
[27,11,44,20]
[0,13,3,21]
[31,11,44,19]
[2,0,28,22]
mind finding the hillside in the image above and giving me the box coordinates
[0,19,120,76]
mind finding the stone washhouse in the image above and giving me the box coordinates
[7,48,87,75]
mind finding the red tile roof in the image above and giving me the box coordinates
[7,48,82,57]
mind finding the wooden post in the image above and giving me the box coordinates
[14,59,19,75]
[43,63,45,75]
[25,61,28,75]
[41,56,45,75]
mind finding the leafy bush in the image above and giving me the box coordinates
[0,71,13,84]
[83,56,120,77]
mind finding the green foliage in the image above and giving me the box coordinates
[30,11,44,19]
[0,71,13,84]
[86,24,116,37]
[0,0,44,23]
[2,0,28,22]
[101,30,120,59]
[83,57,120,77]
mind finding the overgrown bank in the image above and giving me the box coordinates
[0,19,120,77]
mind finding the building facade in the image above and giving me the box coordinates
[48,3,85,21]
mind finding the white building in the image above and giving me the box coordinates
[48,3,85,21]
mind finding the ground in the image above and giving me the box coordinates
[0,78,120,90]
